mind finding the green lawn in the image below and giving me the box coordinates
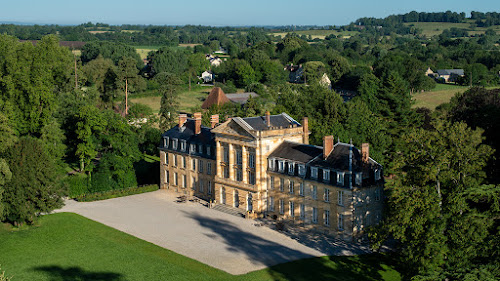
[0,213,401,281]
[412,84,469,109]
[130,86,212,113]
[270,30,358,39]
[404,21,500,37]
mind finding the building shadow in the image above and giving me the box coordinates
[183,211,315,267]
[260,220,372,256]
[33,266,124,281]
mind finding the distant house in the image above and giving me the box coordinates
[436,69,464,83]
[206,54,223,67]
[200,71,213,83]
[201,87,259,109]
[214,48,227,55]
[319,73,332,89]
[425,67,435,78]
[284,64,304,83]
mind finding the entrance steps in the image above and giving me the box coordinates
[212,204,246,218]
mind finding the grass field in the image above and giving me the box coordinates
[412,84,468,109]
[130,86,212,113]
[404,21,500,37]
[270,30,359,39]
[0,213,401,281]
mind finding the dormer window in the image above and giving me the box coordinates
[298,164,305,176]
[355,172,362,186]
[172,139,178,150]
[278,160,285,172]
[198,144,203,154]
[268,158,275,171]
[323,169,330,182]
[206,145,211,156]
[288,162,295,175]
[190,144,196,153]
[337,172,344,186]
[180,140,186,152]
[163,137,169,148]
[311,167,318,179]
[375,169,381,181]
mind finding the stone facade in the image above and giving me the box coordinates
[159,112,384,239]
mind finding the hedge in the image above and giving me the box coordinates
[74,185,159,202]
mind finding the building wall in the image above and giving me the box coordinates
[160,150,216,201]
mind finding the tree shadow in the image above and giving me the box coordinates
[265,253,399,281]
[33,265,124,281]
[183,211,316,267]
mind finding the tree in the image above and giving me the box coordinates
[375,120,497,279]
[74,105,107,172]
[3,137,64,225]
[116,57,141,115]
[156,72,182,131]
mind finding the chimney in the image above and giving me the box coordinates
[210,114,219,129]
[323,135,334,159]
[361,143,369,164]
[302,117,309,144]
[178,114,187,128]
[266,111,271,128]
[194,112,202,135]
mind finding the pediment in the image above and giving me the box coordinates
[211,120,255,139]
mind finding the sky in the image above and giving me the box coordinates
[1,0,499,26]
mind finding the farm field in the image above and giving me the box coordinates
[412,84,469,109]
[0,212,401,281]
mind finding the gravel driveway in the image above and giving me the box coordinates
[55,190,368,275]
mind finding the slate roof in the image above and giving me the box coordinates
[310,142,363,172]
[160,118,215,158]
[201,87,231,109]
[437,69,464,76]
[241,113,300,131]
[269,141,322,163]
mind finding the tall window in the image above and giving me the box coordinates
[199,180,204,192]
[289,201,295,217]
[182,156,186,168]
[235,149,242,166]
[207,162,212,175]
[165,153,169,165]
[269,196,275,211]
[248,152,255,168]
[300,204,305,220]
[248,171,256,185]
[280,178,285,192]
[223,145,229,163]
[299,182,304,196]
[312,207,318,223]
[164,171,169,183]
[236,168,243,181]
[270,176,275,190]
[312,185,318,200]
[338,214,344,230]
[324,210,330,226]
[279,199,284,215]
[208,181,212,194]
[289,180,294,194]
[174,155,178,167]
[223,166,229,178]
[324,188,330,202]
[191,176,196,189]
[338,190,343,206]
[182,175,187,188]
[375,188,381,201]
[192,159,196,171]
[199,160,203,173]
[174,173,178,186]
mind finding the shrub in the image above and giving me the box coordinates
[74,185,158,202]
[62,174,90,197]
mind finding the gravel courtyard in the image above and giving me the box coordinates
[56,190,369,275]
